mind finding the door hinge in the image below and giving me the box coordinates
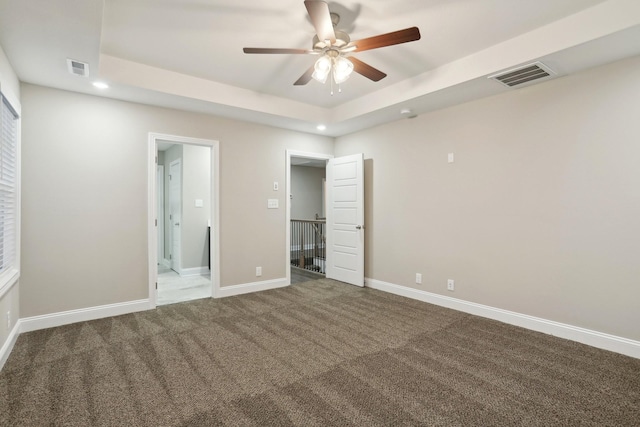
[169,174,172,180]
[155,155,158,164]
[155,282,157,290]
[169,254,172,259]
[155,219,157,226]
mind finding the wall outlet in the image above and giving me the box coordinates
[6,311,10,329]
[256,266,262,277]
[447,279,455,291]
[415,273,422,284]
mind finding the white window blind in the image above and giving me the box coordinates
[0,94,18,275]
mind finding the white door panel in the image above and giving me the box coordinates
[169,159,181,273]
[157,165,164,263]
[334,208,357,225]
[334,162,357,180]
[334,229,357,247]
[334,186,357,203]
[334,252,357,270]
[326,153,364,287]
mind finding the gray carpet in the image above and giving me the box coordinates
[1,279,639,426]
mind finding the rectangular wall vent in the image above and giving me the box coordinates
[488,62,555,88]
[67,59,89,77]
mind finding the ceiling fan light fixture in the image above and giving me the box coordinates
[333,56,354,84]
[311,69,329,84]
[312,55,332,83]
[243,3,421,89]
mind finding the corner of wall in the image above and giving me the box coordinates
[0,43,21,101]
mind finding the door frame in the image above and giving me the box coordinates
[285,150,333,285]
[148,133,220,308]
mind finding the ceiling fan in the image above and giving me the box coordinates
[243,0,421,90]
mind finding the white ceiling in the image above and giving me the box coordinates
[1,0,640,136]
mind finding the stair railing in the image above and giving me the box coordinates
[291,218,326,274]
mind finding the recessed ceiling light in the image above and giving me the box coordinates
[92,81,109,89]
[317,124,326,131]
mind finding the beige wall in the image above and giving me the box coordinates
[335,55,640,341]
[0,44,20,351]
[20,84,333,317]
[291,165,325,220]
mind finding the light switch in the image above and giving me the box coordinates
[268,199,279,209]
[273,181,279,191]
[195,199,204,208]
[448,153,454,163]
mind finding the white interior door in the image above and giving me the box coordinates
[169,159,181,273]
[156,164,164,264]
[326,153,364,287]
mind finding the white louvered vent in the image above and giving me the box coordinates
[489,62,555,88]
[67,59,90,77]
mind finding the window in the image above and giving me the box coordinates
[0,92,18,289]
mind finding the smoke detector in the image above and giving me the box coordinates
[400,108,417,119]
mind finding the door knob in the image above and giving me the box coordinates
[175,222,180,226]
[356,225,362,230]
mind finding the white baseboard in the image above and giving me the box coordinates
[19,299,152,333]
[180,267,210,277]
[215,278,288,298]
[0,320,21,371]
[365,278,640,359]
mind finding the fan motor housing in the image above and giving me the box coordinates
[313,30,350,50]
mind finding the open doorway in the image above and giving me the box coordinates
[286,150,366,288]
[286,151,332,285]
[158,143,210,305]
[148,133,220,307]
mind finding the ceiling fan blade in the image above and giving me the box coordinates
[294,66,315,86]
[304,0,336,44]
[350,27,421,52]
[243,47,313,54]
[349,57,387,82]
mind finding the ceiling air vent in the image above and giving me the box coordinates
[489,62,555,88]
[67,59,90,77]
